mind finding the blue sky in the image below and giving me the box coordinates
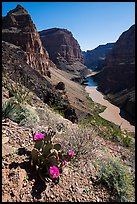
[2,2,135,51]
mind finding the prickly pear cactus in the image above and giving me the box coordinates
[54,144,61,151]
[42,143,53,157]
[31,127,74,183]
[34,140,43,150]
[31,148,39,165]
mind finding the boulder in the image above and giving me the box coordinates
[55,82,65,90]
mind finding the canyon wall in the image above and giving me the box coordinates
[93,25,135,124]
[82,43,114,70]
[39,28,87,77]
[2,4,55,77]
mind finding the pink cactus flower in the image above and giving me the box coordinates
[67,149,74,156]
[34,133,45,140]
[49,166,59,178]
[62,160,67,165]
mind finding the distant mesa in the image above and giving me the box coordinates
[82,43,115,71]
[39,28,87,76]
[39,28,83,64]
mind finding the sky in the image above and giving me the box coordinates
[2,2,135,51]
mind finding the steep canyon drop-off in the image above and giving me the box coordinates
[2,5,81,123]
[93,25,135,125]
[2,4,135,126]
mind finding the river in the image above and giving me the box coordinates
[84,72,135,133]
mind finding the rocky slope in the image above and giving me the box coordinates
[2,4,55,76]
[93,25,135,124]
[39,28,87,78]
[2,4,95,125]
[82,43,114,70]
[2,40,78,123]
[2,87,135,202]
[2,4,86,123]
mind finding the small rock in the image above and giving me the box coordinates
[18,169,27,191]
[69,187,73,192]
[96,196,100,202]
[3,161,9,166]
[45,185,51,198]
[19,194,23,199]
[90,175,97,183]
[63,167,69,175]
[2,130,6,134]
[23,183,27,187]
[55,82,65,90]
[76,198,81,202]
[50,194,55,199]
[27,194,32,199]
[76,187,83,194]
[2,137,9,144]
[2,144,17,157]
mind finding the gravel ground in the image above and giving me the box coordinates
[2,117,134,202]
[2,88,134,202]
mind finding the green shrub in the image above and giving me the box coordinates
[2,72,30,104]
[2,99,25,122]
[2,100,16,119]
[122,135,133,148]
[19,106,40,127]
[2,99,39,125]
[96,157,135,202]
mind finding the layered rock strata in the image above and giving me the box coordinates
[39,28,87,77]
[82,43,114,70]
[93,25,135,124]
[2,40,78,123]
[2,4,55,76]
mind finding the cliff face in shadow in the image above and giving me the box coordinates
[93,25,135,124]
[82,43,115,70]
[2,40,78,123]
[2,5,79,123]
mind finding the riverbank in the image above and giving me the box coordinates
[85,85,135,132]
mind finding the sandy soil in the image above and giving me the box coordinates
[48,67,91,114]
[85,86,135,133]
[86,71,99,77]
[47,67,135,132]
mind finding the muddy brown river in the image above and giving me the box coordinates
[85,73,135,133]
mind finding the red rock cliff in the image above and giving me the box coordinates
[2,4,55,76]
[94,25,135,94]
[39,28,84,65]
[93,25,135,123]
